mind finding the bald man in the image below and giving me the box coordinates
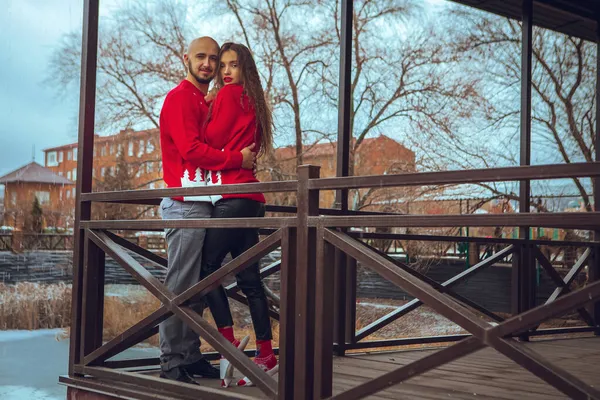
[158,37,255,384]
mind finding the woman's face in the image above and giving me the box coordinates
[220,50,241,86]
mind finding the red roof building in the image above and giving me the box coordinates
[0,162,74,230]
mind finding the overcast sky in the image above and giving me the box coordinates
[0,0,125,177]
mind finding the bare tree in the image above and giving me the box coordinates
[435,6,596,211]
[337,1,484,210]
[223,0,337,168]
[50,0,192,198]
[49,0,487,213]
[50,0,192,133]
[224,0,484,209]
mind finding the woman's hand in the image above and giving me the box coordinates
[240,143,257,170]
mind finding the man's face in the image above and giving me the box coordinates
[185,39,219,85]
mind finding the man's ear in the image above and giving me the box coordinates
[182,53,189,66]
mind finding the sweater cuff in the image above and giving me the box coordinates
[230,151,243,169]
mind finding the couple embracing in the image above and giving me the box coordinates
[158,36,276,387]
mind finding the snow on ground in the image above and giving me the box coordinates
[0,328,64,343]
[104,283,151,299]
[0,329,68,400]
[0,326,162,400]
[0,386,62,400]
[356,299,466,338]
[356,301,398,309]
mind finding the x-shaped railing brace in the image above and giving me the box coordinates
[532,246,595,328]
[323,229,600,400]
[80,229,282,399]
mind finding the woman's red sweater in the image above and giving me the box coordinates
[204,84,266,204]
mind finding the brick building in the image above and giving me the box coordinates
[44,128,163,193]
[0,162,74,230]
[42,129,416,226]
[262,135,416,208]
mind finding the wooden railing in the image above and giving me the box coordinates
[305,163,600,400]
[64,0,600,397]
[65,161,600,400]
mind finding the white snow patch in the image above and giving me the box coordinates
[0,385,62,400]
[0,328,65,343]
[357,301,398,309]
[104,284,150,299]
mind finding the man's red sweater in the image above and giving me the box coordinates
[204,84,266,204]
[159,80,243,202]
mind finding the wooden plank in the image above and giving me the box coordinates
[332,376,480,400]
[313,230,335,399]
[143,366,269,398]
[82,180,298,202]
[104,230,167,269]
[174,306,278,399]
[324,229,490,337]
[545,248,592,304]
[313,212,600,230]
[332,359,565,399]
[349,231,599,248]
[77,366,261,400]
[493,280,600,337]
[331,337,485,400]
[83,308,168,366]
[87,230,172,305]
[533,247,595,327]
[71,336,600,400]
[278,228,297,400]
[332,365,564,400]
[341,353,542,380]
[308,162,600,191]
[80,231,106,359]
[326,337,600,400]
[82,218,296,230]
[69,0,99,377]
[335,354,565,396]
[60,375,186,400]
[294,165,320,400]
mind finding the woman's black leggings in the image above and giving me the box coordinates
[200,198,272,341]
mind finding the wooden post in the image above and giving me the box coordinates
[333,0,355,356]
[512,0,535,337]
[314,227,335,399]
[589,19,600,335]
[294,165,320,400]
[69,0,100,376]
[80,230,106,359]
[278,227,298,399]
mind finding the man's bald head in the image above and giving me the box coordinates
[187,36,219,55]
[183,36,220,89]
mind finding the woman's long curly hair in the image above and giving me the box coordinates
[210,42,273,158]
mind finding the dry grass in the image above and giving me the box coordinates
[0,283,278,350]
[101,293,280,351]
[0,282,72,330]
[102,294,161,346]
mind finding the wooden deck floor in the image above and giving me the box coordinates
[332,336,600,399]
[62,336,600,399]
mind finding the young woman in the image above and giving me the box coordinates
[200,42,276,387]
